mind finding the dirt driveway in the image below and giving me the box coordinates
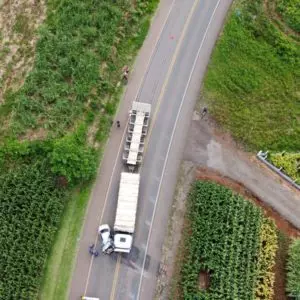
[184,111,300,228]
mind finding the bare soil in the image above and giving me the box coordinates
[198,271,210,290]
[0,0,46,103]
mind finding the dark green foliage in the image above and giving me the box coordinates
[180,181,263,299]
[203,0,300,151]
[286,239,300,299]
[0,160,65,299]
[50,126,97,185]
[276,0,300,33]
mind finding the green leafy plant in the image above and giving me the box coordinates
[0,160,65,299]
[50,127,97,185]
[276,0,300,32]
[286,239,300,299]
[174,181,278,299]
[269,152,300,183]
[203,0,300,151]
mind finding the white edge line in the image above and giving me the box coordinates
[83,0,176,296]
[136,0,222,298]
[83,123,128,296]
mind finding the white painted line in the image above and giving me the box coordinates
[149,196,155,203]
[83,0,177,297]
[134,0,177,102]
[84,122,128,296]
[136,1,222,298]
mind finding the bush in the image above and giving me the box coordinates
[269,152,300,183]
[50,127,97,185]
[276,0,300,33]
[287,239,300,299]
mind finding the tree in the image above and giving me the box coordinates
[50,133,97,186]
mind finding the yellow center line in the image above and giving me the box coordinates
[109,0,201,299]
[110,254,121,300]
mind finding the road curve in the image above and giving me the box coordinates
[69,0,233,299]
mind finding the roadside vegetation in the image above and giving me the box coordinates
[269,152,300,183]
[286,238,300,299]
[0,0,159,298]
[275,0,300,33]
[202,0,300,152]
[171,181,278,299]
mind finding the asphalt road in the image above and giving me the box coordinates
[69,0,232,299]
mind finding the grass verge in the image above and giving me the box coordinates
[39,185,91,300]
[202,0,300,151]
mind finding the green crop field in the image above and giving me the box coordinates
[0,0,159,298]
[171,181,278,300]
[0,160,65,298]
[202,0,300,152]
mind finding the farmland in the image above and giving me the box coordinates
[202,0,300,152]
[0,0,159,298]
[0,159,65,298]
[172,181,278,299]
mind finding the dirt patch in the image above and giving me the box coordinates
[198,270,210,290]
[196,167,300,238]
[0,0,46,104]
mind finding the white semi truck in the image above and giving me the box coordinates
[113,172,140,253]
[99,101,151,254]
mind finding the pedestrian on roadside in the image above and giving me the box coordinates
[116,120,120,128]
[201,107,208,119]
[122,66,129,83]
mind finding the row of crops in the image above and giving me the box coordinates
[177,181,278,300]
[0,159,65,298]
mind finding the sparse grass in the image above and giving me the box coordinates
[0,0,159,140]
[202,0,300,151]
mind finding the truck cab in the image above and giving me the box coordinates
[113,232,133,253]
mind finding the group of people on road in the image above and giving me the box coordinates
[88,244,99,257]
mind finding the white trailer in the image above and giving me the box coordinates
[113,172,140,253]
[99,102,150,254]
[123,101,151,170]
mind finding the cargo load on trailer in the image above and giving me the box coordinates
[113,172,140,253]
[123,101,151,171]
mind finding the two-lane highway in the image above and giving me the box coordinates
[69,0,232,299]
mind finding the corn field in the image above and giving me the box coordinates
[178,181,277,300]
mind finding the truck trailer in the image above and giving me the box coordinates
[113,172,140,253]
[99,101,151,254]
